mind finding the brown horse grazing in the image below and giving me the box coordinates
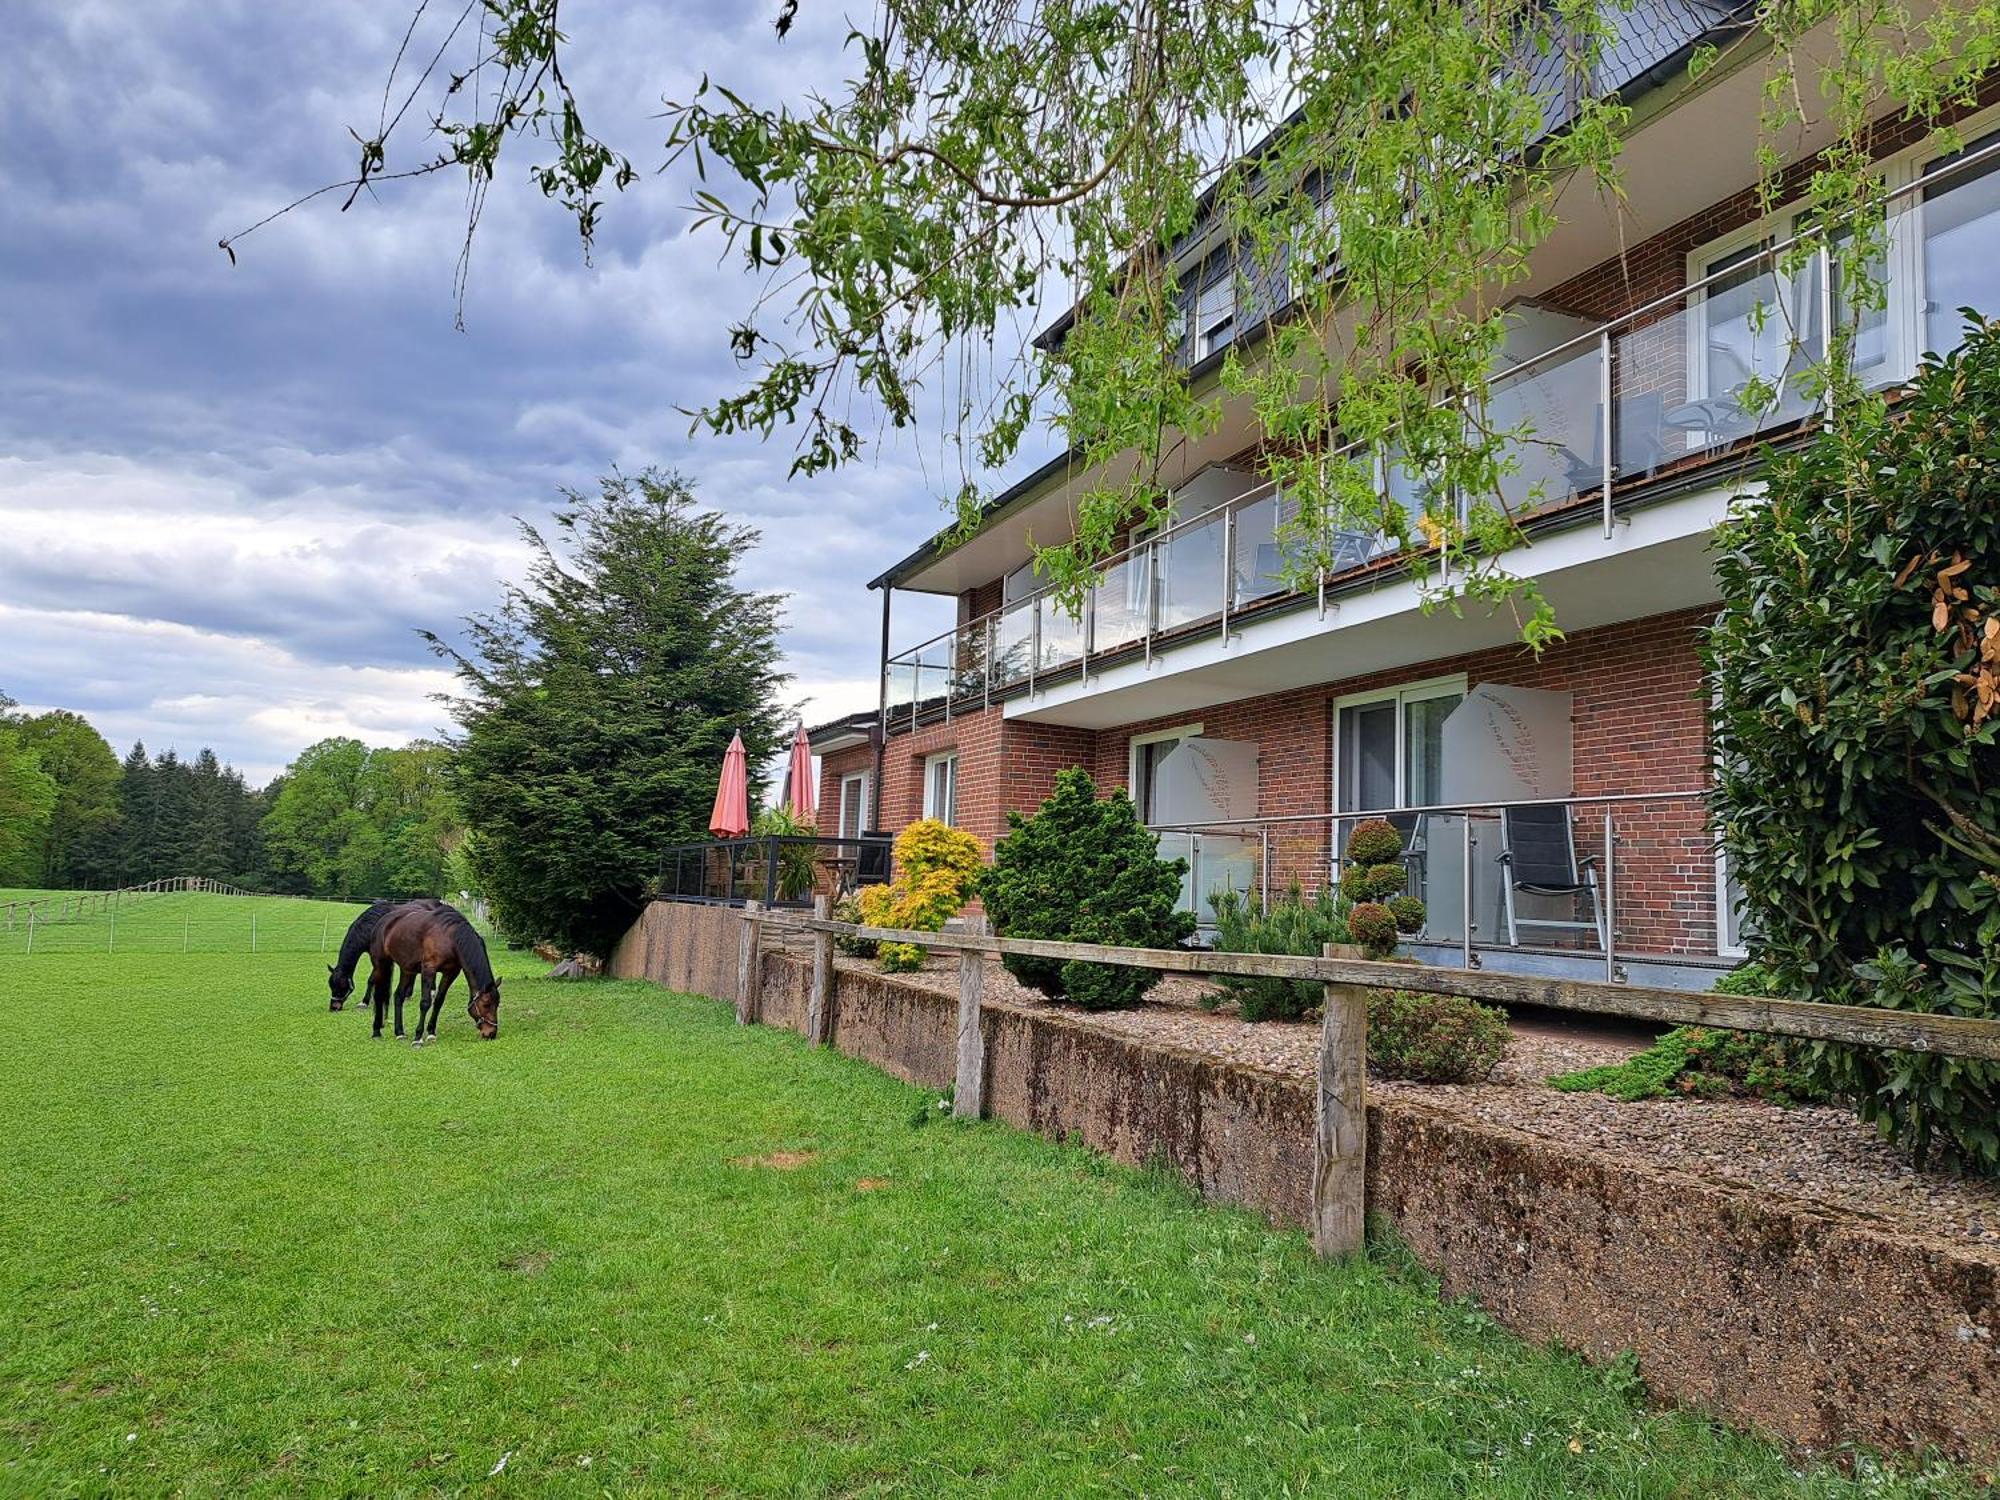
[366,903,502,1045]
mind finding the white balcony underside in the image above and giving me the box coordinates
[1004,485,1734,731]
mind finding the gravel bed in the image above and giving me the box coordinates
[815,946,2000,1259]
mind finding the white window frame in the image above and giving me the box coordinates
[1682,226,1828,412]
[1904,109,2000,368]
[1330,674,1469,819]
[922,751,959,825]
[1684,101,2000,404]
[837,771,871,840]
[1713,844,1751,960]
[1192,269,1237,359]
[1127,722,1204,826]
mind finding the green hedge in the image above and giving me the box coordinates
[980,768,1193,1010]
[1707,317,2000,1170]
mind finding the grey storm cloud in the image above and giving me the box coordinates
[1,0,973,781]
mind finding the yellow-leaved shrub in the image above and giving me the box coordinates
[854,819,983,971]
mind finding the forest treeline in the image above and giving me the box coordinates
[0,694,463,900]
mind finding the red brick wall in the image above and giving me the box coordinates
[873,605,1720,956]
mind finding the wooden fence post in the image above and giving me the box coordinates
[807,894,833,1047]
[736,900,763,1026]
[953,916,989,1119]
[1313,943,1368,1257]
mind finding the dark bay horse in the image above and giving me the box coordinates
[327,899,443,1011]
[366,904,501,1044]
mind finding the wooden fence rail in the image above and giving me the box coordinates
[729,907,2000,1261]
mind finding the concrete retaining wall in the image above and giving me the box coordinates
[614,899,2000,1462]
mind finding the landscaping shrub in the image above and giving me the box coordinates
[750,804,818,901]
[830,890,877,958]
[1365,990,1509,1083]
[1348,901,1398,958]
[1336,819,1423,940]
[980,768,1193,1010]
[1345,818,1406,866]
[1208,884,1351,1022]
[1551,1026,1831,1105]
[1339,862,1407,901]
[855,819,982,972]
[1707,320,2000,1170]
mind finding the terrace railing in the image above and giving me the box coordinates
[654,835,895,910]
[882,131,2000,734]
[1153,789,1726,984]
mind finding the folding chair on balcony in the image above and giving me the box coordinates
[1496,803,1606,950]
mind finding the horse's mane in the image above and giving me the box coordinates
[438,908,497,994]
[335,900,402,975]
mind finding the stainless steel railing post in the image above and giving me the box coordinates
[1460,814,1475,970]
[1603,806,1618,982]
[1220,506,1235,645]
[1599,328,1615,539]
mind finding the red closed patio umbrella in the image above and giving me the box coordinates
[786,723,816,824]
[708,731,751,838]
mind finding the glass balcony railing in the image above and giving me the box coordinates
[1151,789,1729,991]
[881,133,2000,733]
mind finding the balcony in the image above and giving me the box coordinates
[1157,789,1736,994]
[882,129,2000,733]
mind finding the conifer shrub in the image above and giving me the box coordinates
[1348,901,1399,957]
[830,890,877,957]
[1336,819,1423,937]
[855,819,982,972]
[1207,884,1351,1022]
[1551,1026,1830,1105]
[1344,818,1406,866]
[979,768,1193,1010]
[1707,320,2000,1170]
[1366,990,1509,1083]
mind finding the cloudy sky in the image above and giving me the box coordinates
[2,1,983,781]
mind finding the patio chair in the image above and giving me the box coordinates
[1496,803,1606,950]
[1559,392,1667,496]
[856,832,893,887]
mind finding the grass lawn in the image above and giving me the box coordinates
[0,896,1973,1496]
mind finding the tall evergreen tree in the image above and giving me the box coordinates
[429,469,788,956]
[113,741,156,884]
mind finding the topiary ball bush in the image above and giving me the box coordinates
[1348,901,1398,957]
[1387,894,1427,934]
[1344,818,1405,866]
[1337,864,1372,902]
[1363,863,1408,900]
[1366,989,1509,1083]
[1707,318,2000,1171]
[980,767,1194,1010]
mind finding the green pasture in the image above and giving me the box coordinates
[0,894,1972,1496]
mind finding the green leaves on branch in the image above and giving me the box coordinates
[266,0,2000,648]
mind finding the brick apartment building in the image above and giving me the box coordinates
[810,5,2000,989]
